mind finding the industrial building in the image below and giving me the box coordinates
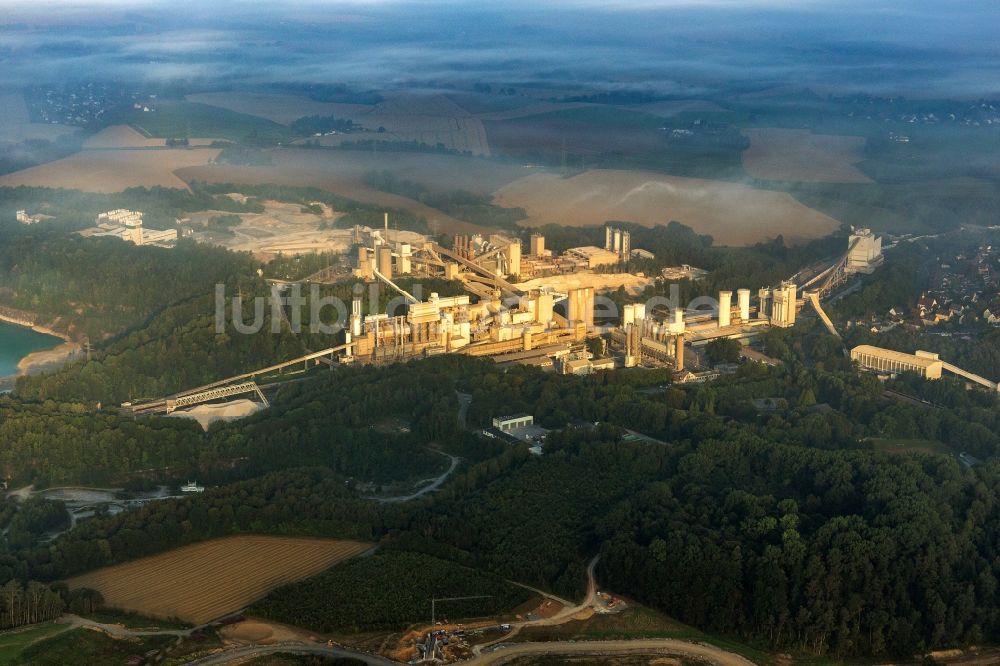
[604,225,631,260]
[16,210,41,225]
[850,345,999,391]
[563,246,622,269]
[78,210,178,247]
[846,228,884,275]
[851,345,944,379]
[492,414,534,432]
[768,281,797,328]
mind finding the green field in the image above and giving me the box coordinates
[867,437,954,456]
[0,623,68,665]
[11,627,172,666]
[514,106,666,128]
[110,100,292,143]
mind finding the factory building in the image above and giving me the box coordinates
[492,414,534,432]
[846,228,884,275]
[851,345,943,379]
[564,246,621,269]
[80,210,177,247]
[769,281,797,328]
[567,287,595,328]
[16,210,40,225]
[377,245,394,279]
[529,233,548,258]
[604,225,631,259]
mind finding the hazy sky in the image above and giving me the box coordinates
[1,1,997,97]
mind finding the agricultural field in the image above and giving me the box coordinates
[188,90,492,155]
[483,105,748,178]
[105,100,290,143]
[186,91,371,125]
[66,536,372,624]
[494,169,841,246]
[741,128,872,183]
[82,125,167,149]
[0,147,221,191]
[82,125,223,150]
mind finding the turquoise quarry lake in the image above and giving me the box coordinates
[0,320,62,378]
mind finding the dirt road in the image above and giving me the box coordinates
[468,638,757,666]
[186,641,397,665]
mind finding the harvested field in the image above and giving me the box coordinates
[83,125,166,149]
[741,127,872,183]
[494,169,841,246]
[0,92,77,145]
[81,125,225,150]
[66,535,372,624]
[0,147,220,191]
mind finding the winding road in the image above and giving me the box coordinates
[367,451,460,503]
[166,551,757,665]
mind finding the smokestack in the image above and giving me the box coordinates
[384,212,389,241]
[675,335,684,371]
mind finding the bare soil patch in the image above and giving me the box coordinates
[741,127,872,183]
[494,169,840,246]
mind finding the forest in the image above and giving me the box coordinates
[4,345,1000,657]
[0,225,255,340]
[250,550,531,632]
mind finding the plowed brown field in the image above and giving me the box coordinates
[66,535,372,624]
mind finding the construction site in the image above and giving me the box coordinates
[125,222,887,417]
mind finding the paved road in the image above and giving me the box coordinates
[172,552,758,666]
[467,639,757,666]
[367,451,460,503]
